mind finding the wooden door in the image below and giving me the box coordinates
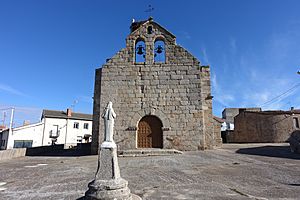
[137,116,163,148]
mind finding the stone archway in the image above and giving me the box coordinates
[137,115,163,148]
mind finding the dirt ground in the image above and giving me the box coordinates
[0,143,299,200]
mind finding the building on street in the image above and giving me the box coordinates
[0,108,92,150]
[221,107,261,143]
[92,17,222,154]
[227,108,300,143]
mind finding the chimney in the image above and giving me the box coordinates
[23,120,30,126]
[239,108,246,114]
[67,108,72,117]
[0,125,6,131]
[291,107,294,111]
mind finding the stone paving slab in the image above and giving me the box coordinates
[0,143,300,199]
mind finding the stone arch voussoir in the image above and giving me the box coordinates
[129,107,170,128]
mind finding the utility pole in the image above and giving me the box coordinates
[2,111,6,126]
[6,107,15,149]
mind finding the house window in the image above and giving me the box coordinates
[84,123,89,129]
[293,117,299,128]
[73,122,79,129]
[154,39,165,63]
[13,140,33,148]
[135,39,146,63]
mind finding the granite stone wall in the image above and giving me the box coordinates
[230,111,300,143]
[91,18,219,154]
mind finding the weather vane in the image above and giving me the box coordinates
[145,4,154,16]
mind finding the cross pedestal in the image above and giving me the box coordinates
[85,143,132,200]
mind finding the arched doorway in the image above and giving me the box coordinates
[137,115,163,148]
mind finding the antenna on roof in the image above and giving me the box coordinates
[2,111,6,126]
[70,100,78,111]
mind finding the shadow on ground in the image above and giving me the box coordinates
[27,149,91,157]
[236,145,300,160]
[25,143,92,157]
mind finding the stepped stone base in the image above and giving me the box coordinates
[85,179,142,200]
[85,146,141,200]
[85,179,132,200]
[118,148,182,157]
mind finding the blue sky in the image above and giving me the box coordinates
[0,0,300,127]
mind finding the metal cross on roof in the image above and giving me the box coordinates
[145,4,154,14]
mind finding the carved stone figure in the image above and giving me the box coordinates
[101,102,116,148]
[102,101,116,142]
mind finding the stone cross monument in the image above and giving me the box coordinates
[85,102,134,200]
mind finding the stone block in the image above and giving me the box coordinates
[171,74,183,80]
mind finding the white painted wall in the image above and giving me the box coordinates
[41,117,92,147]
[221,122,234,131]
[1,116,92,150]
[2,122,44,149]
[42,118,68,146]
[66,119,92,145]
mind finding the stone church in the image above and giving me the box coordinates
[91,17,221,154]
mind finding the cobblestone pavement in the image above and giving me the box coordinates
[0,143,300,200]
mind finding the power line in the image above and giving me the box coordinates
[0,107,14,111]
[261,86,299,107]
[260,83,300,107]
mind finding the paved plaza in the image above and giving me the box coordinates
[0,143,300,200]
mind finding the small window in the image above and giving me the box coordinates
[154,39,165,63]
[147,26,153,34]
[135,39,146,63]
[293,117,299,128]
[84,123,89,129]
[73,122,79,129]
[77,136,83,143]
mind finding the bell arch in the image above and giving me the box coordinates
[135,38,146,63]
[154,37,166,63]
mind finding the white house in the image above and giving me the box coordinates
[41,109,93,148]
[0,122,44,150]
[0,109,93,150]
[221,122,234,132]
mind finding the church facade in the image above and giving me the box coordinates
[91,18,221,154]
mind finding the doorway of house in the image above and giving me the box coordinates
[137,115,163,148]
